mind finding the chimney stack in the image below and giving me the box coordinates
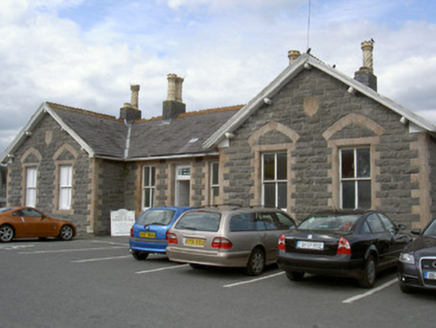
[120,84,142,122]
[288,50,301,65]
[354,40,377,91]
[163,73,186,121]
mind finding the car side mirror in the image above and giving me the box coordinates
[411,228,421,235]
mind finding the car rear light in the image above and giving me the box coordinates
[212,237,233,249]
[130,227,133,238]
[166,232,178,244]
[278,234,286,251]
[337,237,351,255]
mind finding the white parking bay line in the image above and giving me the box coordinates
[18,246,125,254]
[72,255,132,263]
[223,272,285,288]
[342,279,397,304]
[136,264,189,274]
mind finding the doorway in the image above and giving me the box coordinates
[175,165,191,206]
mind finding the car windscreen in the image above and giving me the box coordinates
[298,214,360,231]
[423,219,436,237]
[174,211,221,232]
[136,209,176,226]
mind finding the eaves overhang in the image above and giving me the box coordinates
[0,102,95,164]
[203,54,436,149]
[96,151,220,162]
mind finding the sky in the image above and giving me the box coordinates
[1,0,436,154]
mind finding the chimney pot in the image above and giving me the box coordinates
[130,84,140,108]
[288,50,301,64]
[163,73,186,120]
[361,40,374,73]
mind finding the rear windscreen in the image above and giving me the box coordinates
[136,209,176,226]
[298,214,359,231]
[174,211,221,232]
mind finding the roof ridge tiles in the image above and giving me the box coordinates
[47,102,120,121]
[133,104,245,123]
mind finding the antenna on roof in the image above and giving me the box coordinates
[306,0,311,51]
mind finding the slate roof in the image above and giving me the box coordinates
[50,103,128,159]
[0,102,242,163]
[128,107,241,159]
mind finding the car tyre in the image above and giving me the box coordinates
[0,224,14,243]
[59,225,74,241]
[358,255,376,288]
[131,250,149,261]
[245,247,265,276]
[285,271,305,281]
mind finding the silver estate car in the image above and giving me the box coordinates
[166,206,296,275]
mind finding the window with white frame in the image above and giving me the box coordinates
[59,165,72,210]
[142,166,156,209]
[340,147,371,209]
[25,167,37,207]
[262,152,287,209]
[210,162,219,205]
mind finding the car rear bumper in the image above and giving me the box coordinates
[129,237,167,254]
[277,251,364,279]
[166,246,250,267]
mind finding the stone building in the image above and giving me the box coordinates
[1,41,436,235]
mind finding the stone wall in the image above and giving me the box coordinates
[222,68,424,227]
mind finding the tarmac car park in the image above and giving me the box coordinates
[2,235,436,328]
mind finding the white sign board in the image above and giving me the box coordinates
[110,209,136,236]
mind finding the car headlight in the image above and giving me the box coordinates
[399,252,415,264]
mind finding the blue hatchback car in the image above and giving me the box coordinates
[129,206,194,260]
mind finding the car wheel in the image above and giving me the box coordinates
[0,224,14,243]
[285,271,305,281]
[245,247,265,276]
[358,255,376,288]
[131,250,149,261]
[59,225,74,241]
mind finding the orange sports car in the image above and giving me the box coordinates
[0,206,76,242]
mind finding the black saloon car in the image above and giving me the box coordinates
[277,211,410,288]
[398,218,436,293]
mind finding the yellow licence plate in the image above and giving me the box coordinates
[140,232,156,238]
[185,238,205,246]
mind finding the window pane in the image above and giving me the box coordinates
[366,214,385,233]
[276,213,296,229]
[211,163,219,185]
[144,167,150,186]
[264,183,275,208]
[342,181,355,209]
[277,182,287,209]
[143,189,151,207]
[357,180,371,209]
[151,167,156,186]
[230,213,256,231]
[263,154,275,180]
[27,167,36,188]
[26,189,36,207]
[341,149,354,178]
[211,187,219,205]
[357,148,370,178]
[276,153,287,180]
